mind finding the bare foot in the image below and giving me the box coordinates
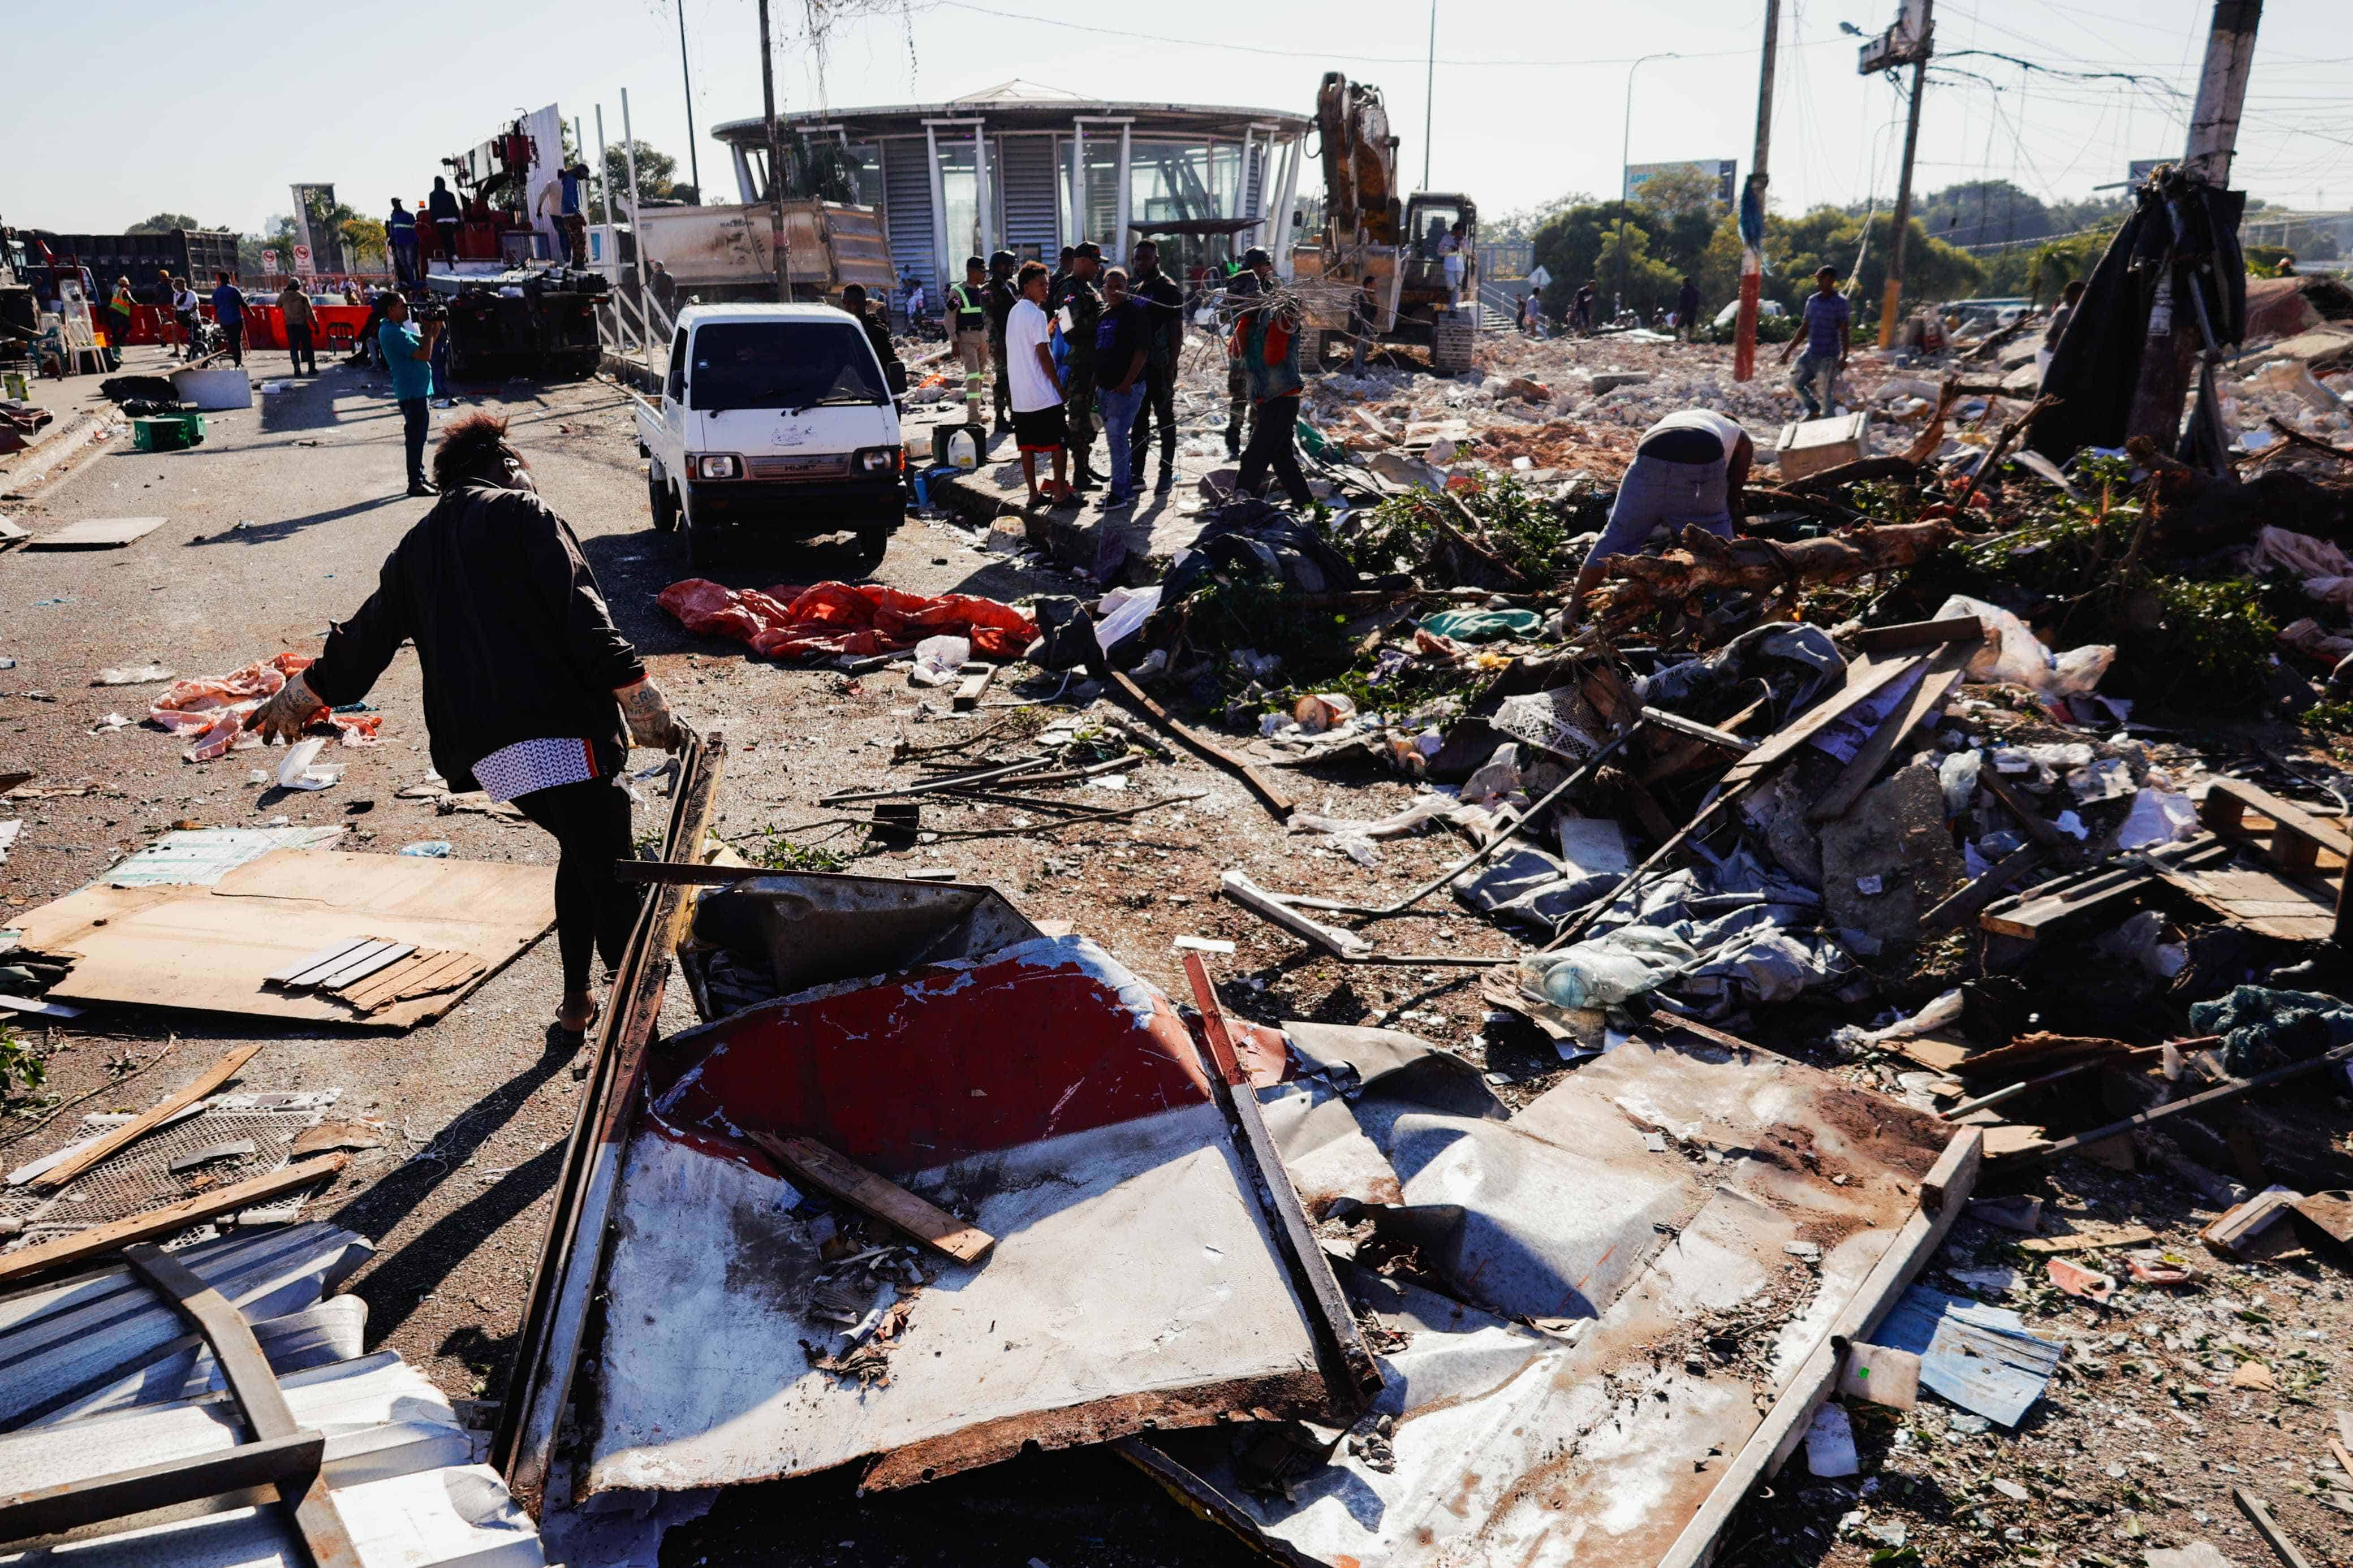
[557,990,598,1033]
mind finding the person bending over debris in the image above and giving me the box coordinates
[1005,261,1076,509]
[1568,408,1754,606]
[1778,265,1849,420]
[2039,279,2085,386]
[1229,247,1313,510]
[252,414,686,1035]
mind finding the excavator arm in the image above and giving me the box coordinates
[1315,72,1400,247]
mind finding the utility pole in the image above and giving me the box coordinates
[1421,0,1436,192]
[1733,0,1782,382]
[622,89,654,381]
[676,0,703,203]
[758,0,792,303]
[1876,0,1933,348]
[2127,0,2262,451]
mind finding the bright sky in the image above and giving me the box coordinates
[11,0,2349,240]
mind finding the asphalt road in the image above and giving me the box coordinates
[0,343,1319,1565]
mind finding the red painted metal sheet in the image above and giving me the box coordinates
[648,936,1215,1177]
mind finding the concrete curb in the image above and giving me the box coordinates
[0,410,117,499]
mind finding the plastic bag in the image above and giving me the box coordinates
[1935,594,2114,695]
[1937,749,1981,818]
[2117,788,2198,849]
[1531,926,1699,1009]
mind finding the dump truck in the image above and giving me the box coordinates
[631,200,896,304]
[1291,72,1481,376]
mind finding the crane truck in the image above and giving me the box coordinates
[1291,72,1481,377]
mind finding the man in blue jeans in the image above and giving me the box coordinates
[1092,267,1149,511]
[209,271,247,366]
[378,293,444,496]
[1778,266,1850,419]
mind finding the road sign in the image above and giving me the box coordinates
[261,249,281,277]
[292,244,312,271]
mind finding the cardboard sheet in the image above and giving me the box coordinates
[14,848,554,1028]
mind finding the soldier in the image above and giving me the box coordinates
[945,255,990,427]
[983,250,1018,437]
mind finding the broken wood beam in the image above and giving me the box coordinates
[746,1131,996,1264]
[950,662,997,712]
[1809,642,1975,822]
[1849,615,1988,655]
[1955,394,2059,513]
[2234,1487,2318,1568]
[0,1155,350,1285]
[1919,844,2048,935]
[1656,1126,1982,1568]
[1590,521,1954,623]
[25,1043,262,1193]
[1112,672,1295,820]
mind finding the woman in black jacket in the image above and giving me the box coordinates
[253,414,684,1034]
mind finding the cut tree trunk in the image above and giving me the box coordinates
[1588,521,1954,621]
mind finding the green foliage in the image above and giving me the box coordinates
[1344,475,1578,586]
[744,831,850,873]
[2138,577,2278,706]
[0,1023,43,1100]
[604,140,678,214]
[128,213,204,235]
[2303,699,2353,737]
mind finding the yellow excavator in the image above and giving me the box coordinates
[1292,72,1481,377]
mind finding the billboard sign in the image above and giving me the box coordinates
[2128,159,2168,186]
[290,183,346,275]
[1623,159,1738,206]
[1859,0,1933,72]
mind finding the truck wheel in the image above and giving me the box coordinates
[687,514,727,569]
[852,529,889,573]
[648,469,678,532]
[1430,314,1477,377]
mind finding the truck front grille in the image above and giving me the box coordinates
[746,454,852,481]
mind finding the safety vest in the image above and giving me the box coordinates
[947,281,987,333]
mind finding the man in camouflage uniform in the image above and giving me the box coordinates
[983,250,1018,436]
[1060,241,1105,490]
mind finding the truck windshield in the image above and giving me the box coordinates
[688,321,888,412]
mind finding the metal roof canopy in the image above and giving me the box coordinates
[712,98,1309,145]
[572,908,1372,1498]
[1127,218,1263,236]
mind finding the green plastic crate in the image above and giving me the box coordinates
[131,413,206,452]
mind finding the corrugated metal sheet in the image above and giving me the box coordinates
[1870,1285,2065,1427]
[996,135,1060,257]
[577,932,1359,1497]
[0,1228,547,1568]
[880,137,934,295]
[1145,1034,1954,1568]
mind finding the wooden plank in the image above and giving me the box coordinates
[278,939,399,991]
[1980,767,2070,850]
[1919,844,2047,934]
[2234,1487,2318,1568]
[1657,1127,1983,1568]
[309,941,417,991]
[0,1155,350,1285]
[2203,777,2353,861]
[27,516,165,550]
[747,1131,996,1264]
[1180,952,1382,1400]
[1850,615,1988,654]
[1720,651,1931,787]
[1811,643,1974,822]
[1918,1129,1978,1212]
[25,1042,262,1193]
[950,662,997,712]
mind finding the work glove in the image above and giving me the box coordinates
[615,676,685,751]
[249,670,325,744]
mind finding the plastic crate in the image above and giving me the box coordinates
[131,413,206,451]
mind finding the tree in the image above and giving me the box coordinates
[1909,179,2052,250]
[341,217,389,271]
[1495,192,1597,241]
[128,212,204,234]
[1630,165,1726,222]
[1595,222,1681,314]
[604,141,678,213]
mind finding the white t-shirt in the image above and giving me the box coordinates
[1005,297,1061,413]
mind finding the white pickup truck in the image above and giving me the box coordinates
[635,303,906,569]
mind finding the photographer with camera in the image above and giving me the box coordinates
[378,292,443,496]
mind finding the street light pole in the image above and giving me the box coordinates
[758,0,792,303]
[1422,0,1436,192]
[676,0,702,202]
[1614,53,1677,322]
[1733,2,1781,382]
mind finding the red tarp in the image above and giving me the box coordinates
[658,578,1037,660]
